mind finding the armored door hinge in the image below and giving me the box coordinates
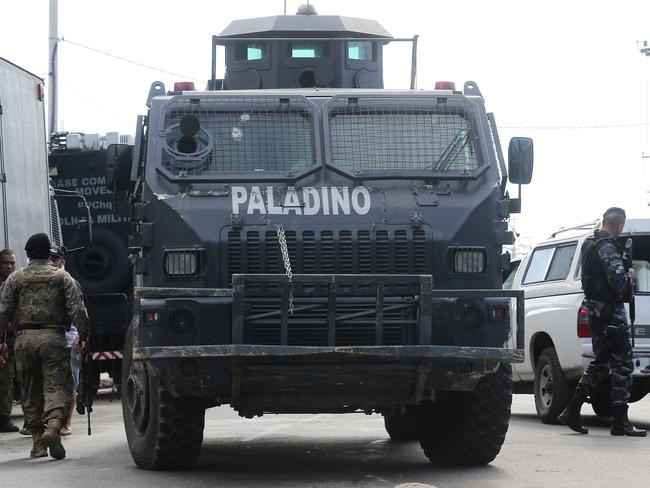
[130,223,153,248]
[231,213,242,230]
[497,199,510,219]
[409,211,423,228]
[133,202,148,221]
[0,173,6,183]
[135,256,147,275]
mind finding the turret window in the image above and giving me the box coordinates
[235,42,268,61]
[291,42,327,59]
[347,41,375,61]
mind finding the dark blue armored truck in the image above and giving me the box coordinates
[110,9,533,469]
[50,133,132,385]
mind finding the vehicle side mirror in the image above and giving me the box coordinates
[508,137,534,184]
[106,144,134,192]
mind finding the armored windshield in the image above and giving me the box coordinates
[159,97,317,177]
[327,97,483,174]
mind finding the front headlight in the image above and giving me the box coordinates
[163,249,205,277]
[451,247,486,273]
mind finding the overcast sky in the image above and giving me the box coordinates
[2,0,650,246]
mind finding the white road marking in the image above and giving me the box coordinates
[241,423,290,442]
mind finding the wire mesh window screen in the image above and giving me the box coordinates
[161,97,316,176]
[328,101,482,173]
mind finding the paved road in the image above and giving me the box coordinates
[1,393,649,488]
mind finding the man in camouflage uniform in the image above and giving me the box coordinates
[558,207,646,436]
[0,249,19,432]
[0,233,89,459]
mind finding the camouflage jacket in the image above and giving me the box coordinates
[0,259,89,341]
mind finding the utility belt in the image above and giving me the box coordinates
[16,323,66,335]
[19,313,67,324]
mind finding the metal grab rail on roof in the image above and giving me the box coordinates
[549,219,600,239]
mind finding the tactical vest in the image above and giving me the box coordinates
[581,237,620,302]
[14,266,68,325]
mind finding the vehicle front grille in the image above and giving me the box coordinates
[226,227,431,282]
[244,296,419,346]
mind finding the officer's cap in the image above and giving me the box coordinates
[50,245,66,260]
[24,233,51,252]
[603,207,626,219]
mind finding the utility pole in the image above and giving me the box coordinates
[48,0,58,136]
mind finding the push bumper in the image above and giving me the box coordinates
[132,274,525,363]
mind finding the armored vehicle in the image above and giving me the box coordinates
[49,132,132,386]
[111,9,534,469]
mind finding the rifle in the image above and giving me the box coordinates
[624,238,636,347]
[76,353,94,435]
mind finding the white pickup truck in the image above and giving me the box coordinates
[504,219,650,423]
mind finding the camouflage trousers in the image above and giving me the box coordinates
[14,329,72,429]
[579,303,634,406]
[0,355,13,417]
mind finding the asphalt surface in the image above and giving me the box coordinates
[1,393,649,488]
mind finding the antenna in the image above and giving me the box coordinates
[638,41,650,159]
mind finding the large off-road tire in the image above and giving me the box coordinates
[383,408,420,441]
[121,324,205,469]
[419,364,513,466]
[590,384,614,417]
[534,347,573,424]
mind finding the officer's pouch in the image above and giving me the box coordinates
[604,323,629,338]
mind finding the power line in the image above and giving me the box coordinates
[59,38,203,82]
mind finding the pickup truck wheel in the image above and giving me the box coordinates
[383,408,420,441]
[121,323,205,469]
[590,385,614,417]
[419,364,512,465]
[534,347,573,424]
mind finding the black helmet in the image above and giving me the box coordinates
[24,233,51,252]
[50,245,67,260]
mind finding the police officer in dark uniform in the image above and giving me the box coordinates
[558,207,646,436]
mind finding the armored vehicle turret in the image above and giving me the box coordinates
[214,9,395,90]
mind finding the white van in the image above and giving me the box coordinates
[504,218,650,423]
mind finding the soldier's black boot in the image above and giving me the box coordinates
[610,404,647,437]
[41,419,66,459]
[0,415,19,432]
[558,383,589,434]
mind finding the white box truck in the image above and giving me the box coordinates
[0,57,61,262]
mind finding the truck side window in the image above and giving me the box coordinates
[546,244,577,281]
[523,243,577,285]
[523,248,554,284]
[634,260,650,293]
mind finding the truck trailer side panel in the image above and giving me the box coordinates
[0,57,51,264]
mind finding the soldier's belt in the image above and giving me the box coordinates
[16,324,66,333]
[17,329,65,336]
[19,313,67,323]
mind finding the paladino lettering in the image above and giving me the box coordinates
[232,186,371,216]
